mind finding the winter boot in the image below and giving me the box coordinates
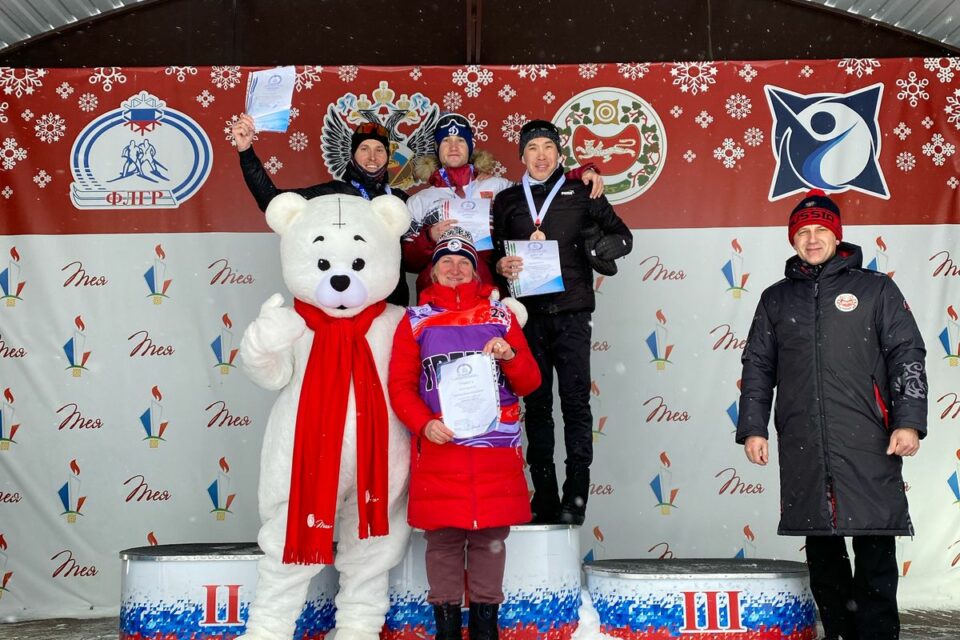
[468,602,499,640]
[433,602,463,640]
[558,464,590,525]
[528,464,561,524]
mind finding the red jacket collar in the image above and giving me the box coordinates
[419,279,494,310]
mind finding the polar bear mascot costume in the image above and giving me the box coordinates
[238,192,412,640]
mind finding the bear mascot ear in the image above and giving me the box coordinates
[265,193,309,234]
[369,194,411,239]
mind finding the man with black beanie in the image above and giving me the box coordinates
[737,189,927,640]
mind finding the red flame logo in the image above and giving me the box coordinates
[74,315,85,331]
[0,534,7,550]
[155,244,165,259]
[593,526,604,542]
[9,247,19,262]
[591,380,600,396]
[69,459,81,476]
[732,238,742,253]
[151,385,162,401]
[222,313,232,329]
[744,524,755,541]
[594,275,605,291]
[3,388,12,404]
[656,309,667,325]
[736,378,742,391]
[950,306,959,322]
[147,531,159,546]
[597,416,607,433]
[876,236,887,251]
[659,451,671,467]
[219,456,230,473]
[956,449,960,462]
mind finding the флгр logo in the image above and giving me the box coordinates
[63,315,91,377]
[58,459,86,523]
[0,247,25,306]
[139,386,169,448]
[144,244,172,304]
[211,313,238,374]
[208,457,236,521]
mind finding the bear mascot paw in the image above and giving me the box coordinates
[238,192,412,640]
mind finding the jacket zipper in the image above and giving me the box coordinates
[813,280,837,532]
[469,447,479,530]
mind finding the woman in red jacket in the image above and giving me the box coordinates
[388,227,541,640]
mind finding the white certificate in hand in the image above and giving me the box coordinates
[245,66,296,133]
[505,240,565,298]
[441,198,492,250]
[437,353,500,439]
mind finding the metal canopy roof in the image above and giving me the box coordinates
[797,0,960,49]
[0,0,151,54]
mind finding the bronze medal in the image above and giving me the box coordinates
[530,229,546,241]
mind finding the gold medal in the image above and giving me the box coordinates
[530,229,546,241]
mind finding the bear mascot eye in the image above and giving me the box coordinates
[352,258,366,271]
[318,258,331,271]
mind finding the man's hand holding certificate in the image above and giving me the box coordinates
[441,199,493,251]
[502,240,564,298]
[245,66,296,133]
[437,353,500,439]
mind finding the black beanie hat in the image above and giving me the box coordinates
[350,121,391,156]
[518,120,561,158]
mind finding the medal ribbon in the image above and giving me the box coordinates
[522,173,566,231]
[439,166,476,200]
[350,181,392,201]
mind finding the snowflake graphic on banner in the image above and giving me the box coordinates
[21,109,32,121]
[694,110,713,128]
[543,91,556,104]
[409,67,422,81]
[922,116,934,128]
[492,161,507,177]
[713,138,745,169]
[617,63,650,81]
[33,169,51,188]
[744,127,764,147]
[88,67,126,92]
[263,156,283,175]
[838,58,881,78]
[579,64,599,79]
[1,186,11,199]
[739,64,758,83]
[897,71,930,108]
[510,65,555,82]
[498,85,516,103]
[924,58,960,84]
[223,115,257,147]
[453,66,494,98]
[501,113,527,143]
[196,90,215,108]
[893,122,912,140]
[210,66,241,90]
[289,132,309,152]
[670,62,717,95]
[465,113,488,142]
[922,133,956,166]
[293,65,323,93]
[1,137,27,170]
[443,91,462,112]
[34,113,66,144]
[0,67,47,97]
[670,105,682,118]
[55,82,73,99]
[945,89,960,130]
[165,66,197,82]
[725,93,752,119]
[799,65,814,78]
[949,176,959,189]
[77,93,97,113]
[683,150,696,163]
[338,66,358,83]
[896,152,916,172]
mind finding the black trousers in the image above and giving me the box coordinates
[523,311,593,470]
[805,535,900,640]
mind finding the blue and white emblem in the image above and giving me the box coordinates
[765,83,888,201]
[70,91,213,209]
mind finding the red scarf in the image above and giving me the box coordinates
[284,299,390,565]
[428,164,474,196]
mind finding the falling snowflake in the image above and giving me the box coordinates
[838,58,881,78]
[670,105,683,118]
[0,67,47,97]
[0,101,6,124]
[78,92,98,112]
[738,64,758,83]
[924,57,960,84]
[453,66,494,98]
[694,110,713,129]
[921,133,956,166]
[211,66,241,90]
[948,176,959,189]
[33,169,51,188]
[892,122,912,140]
[88,67,127,92]
[725,93,752,120]
[165,66,198,82]
[501,113,527,144]
[683,150,696,163]
[1,138,26,170]
[443,91,463,112]
[895,152,916,172]
[799,65,814,79]
[896,71,929,108]
[945,90,960,130]
[543,91,556,105]
[223,115,257,147]
[263,156,283,175]
[743,127,764,147]
[670,62,718,95]
[55,82,73,99]
[922,116,935,129]
[290,107,300,120]
[465,113,489,142]
[617,63,649,81]
[578,64,599,79]
[492,161,507,177]
[713,138,745,169]
[338,66,359,83]
[498,84,517,103]
[510,65,555,82]
[1,186,11,199]
[410,67,422,81]
[196,90,215,108]
[289,131,309,152]
[20,109,33,121]
[34,113,66,144]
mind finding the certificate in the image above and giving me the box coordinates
[440,198,492,250]
[245,66,296,133]
[504,240,565,298]
[437,353,500,439]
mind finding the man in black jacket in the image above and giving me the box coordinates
[737,190,927,640]
[493,120,632,525]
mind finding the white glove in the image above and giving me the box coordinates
[245,293,306,356]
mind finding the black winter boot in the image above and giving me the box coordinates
[558,464,590,525]
[433,602,463,640]
[468,602,499,640]
[528,464,561,523]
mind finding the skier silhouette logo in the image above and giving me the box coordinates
[110,139,169,183]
